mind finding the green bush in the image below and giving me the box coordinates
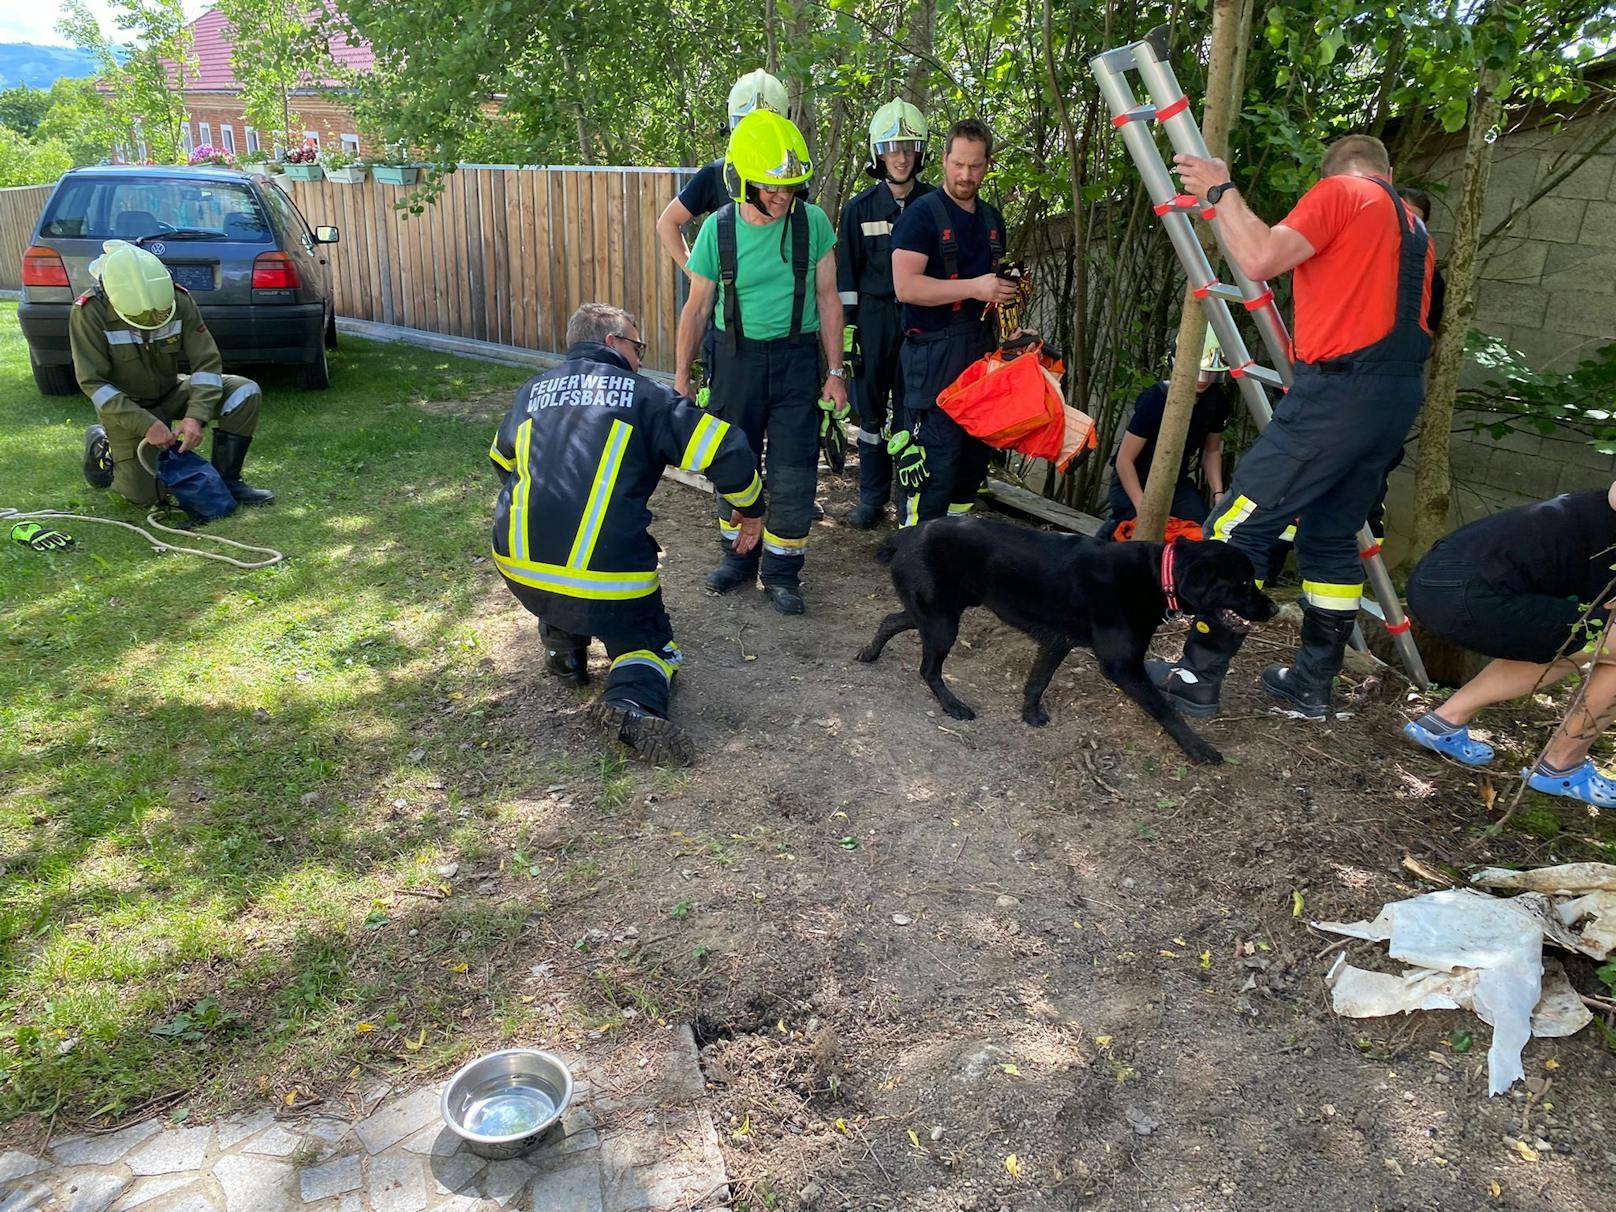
[0,125,72,187]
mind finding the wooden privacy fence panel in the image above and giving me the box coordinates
[0,169,693,372]
[282,166,694,373]
[0,185,55,290]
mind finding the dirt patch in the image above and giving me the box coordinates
[473,471,1616,1212]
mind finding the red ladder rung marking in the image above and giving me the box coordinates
[1155,96,1189,121]
[1244,289,1274,311]
[1386,618,1412,635]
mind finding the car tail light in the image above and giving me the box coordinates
[252,251,300,290]
[22,245,69,288]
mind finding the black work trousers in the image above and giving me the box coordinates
[898,318,995,526]
[851,297,904,511]
[707,332,821,587]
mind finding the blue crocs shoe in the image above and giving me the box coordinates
[1525,759,1616,809]
[1401,719,1495,766]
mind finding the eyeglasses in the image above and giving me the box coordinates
[611,332,647,357]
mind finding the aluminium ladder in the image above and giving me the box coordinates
[1088,24,1430,689]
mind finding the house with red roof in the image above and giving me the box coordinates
[168,7,374,161]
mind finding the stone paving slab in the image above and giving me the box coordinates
[0,1026,729,1212]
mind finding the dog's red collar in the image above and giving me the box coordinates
[1161,541,1180,614]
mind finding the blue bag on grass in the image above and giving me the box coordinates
[156,448,238,522]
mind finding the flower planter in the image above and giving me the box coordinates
[282,163,325,182]
[372,164,420,186]
[239,161,268,176]
[325,166,368,184]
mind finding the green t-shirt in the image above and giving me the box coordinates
[688,201,836,340]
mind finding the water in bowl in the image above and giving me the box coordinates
[463,1081,558,1139]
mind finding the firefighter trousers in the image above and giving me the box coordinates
[897,319,995,527]
[707,333,820,587]
[851,297,903,511]
[1205,365,1423,614]
[507,582,682,719]
[105,375,263,506]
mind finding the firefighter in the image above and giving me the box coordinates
[71,239,273,508]
[490,303,764,766]
[889,118,1019,526]
[837,99,934,529]
[1151,134,1435,721]
[655,69,791,276]
[672,110,847,616]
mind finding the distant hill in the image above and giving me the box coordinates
[0,44,105,90]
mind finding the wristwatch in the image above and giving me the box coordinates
[827,367,847,379]
[1206,181,1237,205]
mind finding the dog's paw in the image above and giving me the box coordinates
[854,647,879,664]
[1022,706,1050,728]
[943,701,977,721]
[1185,741,1224,766]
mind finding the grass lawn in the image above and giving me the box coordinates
[0,303,606,1128]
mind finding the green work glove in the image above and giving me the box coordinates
[889,430,928,490]
[818,397,848,474]
[695,386,711,410]
[842,324,862,377]
[10,522,74,552]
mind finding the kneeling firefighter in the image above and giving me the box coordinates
[490,303,764,766]
[71,240,273,509]
[837,99,934,528]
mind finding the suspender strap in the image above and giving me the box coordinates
[788,201,810,339]
[717,204,743,343]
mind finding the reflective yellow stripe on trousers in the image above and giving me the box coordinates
[1303,580,1363,613]
[1210,493,1256,543]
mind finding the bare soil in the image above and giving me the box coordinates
[474,469,1616,1212]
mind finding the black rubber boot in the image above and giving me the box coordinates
[544,647,589,688]
[210,431,276,505]
[1261,607,1355,720]
[764,584,806,615]
[588,698,694,767]
[83,425,114,489]
[1145,619,1248,718]
[705,553,759,595]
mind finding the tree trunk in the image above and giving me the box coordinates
[1136,0,1250,540]
[1410,63,1507,554]
[764,0,780,76]
[903,0,936,107]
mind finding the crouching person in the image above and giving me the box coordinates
[490,303,763,766]
[72,240,272,508]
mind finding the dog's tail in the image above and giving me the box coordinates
[874,530,911,566]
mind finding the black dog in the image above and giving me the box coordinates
[856,517,1277,764]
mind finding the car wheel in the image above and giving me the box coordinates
[299,339,331,390]
[31,354,77,396]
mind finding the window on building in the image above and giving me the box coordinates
[303,130,321,149]
[245,127,260,154]
[340,133,360,155]
[221,125,236,154]
[181,123,194,153]
[199,121,213,148]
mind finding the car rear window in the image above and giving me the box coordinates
[40,177,274,243]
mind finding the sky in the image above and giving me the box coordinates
[1,1,213,49]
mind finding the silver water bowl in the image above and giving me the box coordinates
[440,1048,573,1160]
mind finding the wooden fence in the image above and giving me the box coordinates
[1,167,695,373]
[0,185,54,291]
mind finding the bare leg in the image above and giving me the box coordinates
[1432,657,1580,725]
[1543,652,1616,768]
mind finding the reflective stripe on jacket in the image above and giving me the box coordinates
[490,342,763,601]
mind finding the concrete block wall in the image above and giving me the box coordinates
[1389,106,1616,545]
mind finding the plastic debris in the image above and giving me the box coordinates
[1317,881,1601,1096]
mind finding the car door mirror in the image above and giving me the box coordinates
[314,225,340,244]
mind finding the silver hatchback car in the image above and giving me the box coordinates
[18,165,341,394]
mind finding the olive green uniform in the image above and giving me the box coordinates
[69,286,263,506]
